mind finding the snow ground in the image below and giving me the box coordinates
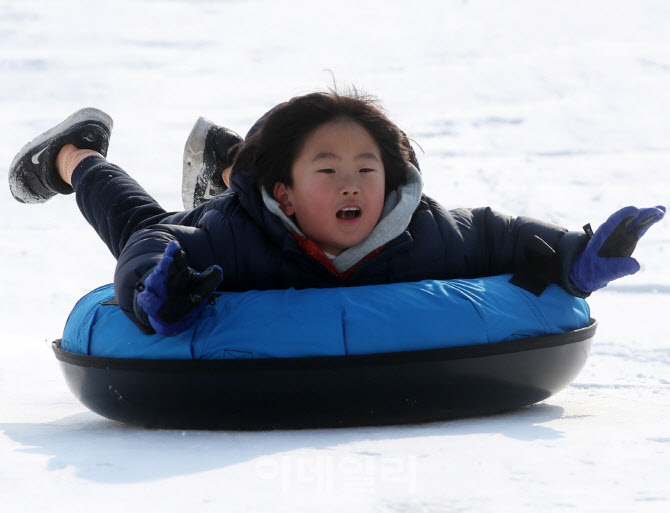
[1,0,669,511]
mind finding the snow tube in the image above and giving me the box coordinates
[53,274,596,429]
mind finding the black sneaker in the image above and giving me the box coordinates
[9,108,113,204]
[182,117,242,209]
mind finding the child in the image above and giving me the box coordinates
[9,91,665,336]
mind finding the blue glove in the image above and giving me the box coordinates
[570,205,665,293]
[137,241,223,336]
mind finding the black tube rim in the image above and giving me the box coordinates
[52,318,597,371]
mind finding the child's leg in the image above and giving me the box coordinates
[64,148,171,259]
[9,109,173,259]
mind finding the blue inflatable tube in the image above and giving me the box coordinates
[53,275,596,429]
[62,274,589,359]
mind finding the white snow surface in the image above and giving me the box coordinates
[1,0,669,511]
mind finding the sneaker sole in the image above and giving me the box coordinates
[9,108,113,204]
[182,116,212,210]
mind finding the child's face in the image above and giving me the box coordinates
[274,119,386,256]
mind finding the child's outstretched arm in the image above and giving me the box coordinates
[569,206,665,293]
[445,204,658,297]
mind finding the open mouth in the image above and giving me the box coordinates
[336,207,361,220]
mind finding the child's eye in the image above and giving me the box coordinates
[318,168,336,174]
[360,168,376,173]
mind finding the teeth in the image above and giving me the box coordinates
[337,207,361,219]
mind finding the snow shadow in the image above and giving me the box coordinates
[0,403,566,484]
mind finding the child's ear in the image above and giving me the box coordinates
[273,182,295,216]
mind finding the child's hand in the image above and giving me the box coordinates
[137,241,223,336]
[570,205,665,293]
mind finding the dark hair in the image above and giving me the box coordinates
[231,90,418,195]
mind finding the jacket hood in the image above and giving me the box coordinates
[228,167,292,248]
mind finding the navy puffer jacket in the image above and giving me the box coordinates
[102,162,588,330]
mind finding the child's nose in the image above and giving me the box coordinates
[340,176,360,196]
